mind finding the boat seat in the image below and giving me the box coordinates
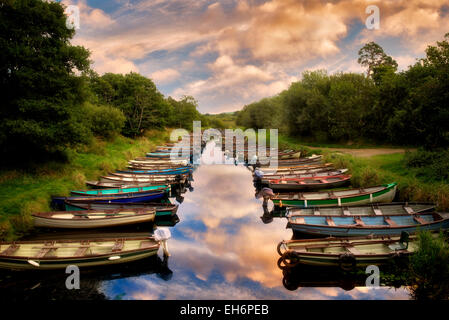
[404,206,415,214]
[413,216,427,224]
[0,244,20,256]
[112,240,124,252]
[372,205,383,216]
[326,217,336,226]
[140,241,155,249]
[35,247,56,258]
[342,207,351,216]
[313,208,321,216]
[346,246,361,255]
[294,217,305,224]
[74,247,90,256]
[354,217,365,226]
[384,217,397,227]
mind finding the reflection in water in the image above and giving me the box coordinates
[0,144,415,300]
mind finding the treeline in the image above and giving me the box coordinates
[237,35,449,149]
[0,0,204,164]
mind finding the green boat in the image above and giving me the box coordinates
[70,185,170,197]
[271,183,397,208]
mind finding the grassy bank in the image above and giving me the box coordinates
[278,135,449,211]
[0,129,170,240]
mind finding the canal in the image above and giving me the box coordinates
[0,142,412,300]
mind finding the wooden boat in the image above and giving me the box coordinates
[101,175,187,184]
[0,237,161,270]
[71,185,170,197]
[256,155,323,167]
[255,169,349,182]
[277,233,422,269]
[85,181,171,189]
[256,163,334,174]
[32,208,156,229]
[110,172,190,179]
[127,163,191,170]
[63,202,178,217]
[117,166,191,175]
[267,174,351,191]
[130,158,189,165]
[287,211,449,237]
[286,202,436,217]
[146,152,190,159]
[271,183,397,208]
[51,190,166,207]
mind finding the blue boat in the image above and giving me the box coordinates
[288,212,449,237]
[51,190,166,208]
[70,185,170,196]
[146,152,190,159]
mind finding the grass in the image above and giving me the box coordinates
[0,129,170,240]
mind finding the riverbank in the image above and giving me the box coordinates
[278,135,449,211]
[0,130,170,241]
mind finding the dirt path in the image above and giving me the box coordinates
[309,147,411,158]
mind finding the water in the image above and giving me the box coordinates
[0,144,412,300]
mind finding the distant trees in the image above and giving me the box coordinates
[237,36,449,148]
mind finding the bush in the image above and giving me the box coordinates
[83,103,126,138]
[409,231,449,300]
[405,149,449,182]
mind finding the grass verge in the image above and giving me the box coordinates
[0,129,170,240]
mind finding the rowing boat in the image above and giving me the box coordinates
[63,202,178,217]
[110,172,190,179]
[286,202,436,217]
[277,233,423,269]
[32,208,156,229]
[116,166,191,175]
[71,185,170,197]
[85,181,171,189]
[271,183,397,207]
[0,237,161,270]
[130,159,189,165]
[101,175,187,184]
[255,163,334,174]
[267,174,351,191]
[51,190,166,207]
[255,169,348,182]
[287,211,449,236]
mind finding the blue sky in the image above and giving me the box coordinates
[61,0,449,113]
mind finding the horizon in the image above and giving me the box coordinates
[60,0,449,113]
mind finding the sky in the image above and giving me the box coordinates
[60,0,449,114]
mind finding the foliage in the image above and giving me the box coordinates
[0,0,92,163]
[82,103,126,139]
[409,231,449,300]
[357,41,398,78]
[166,96,203,130]
[404,149,449,182]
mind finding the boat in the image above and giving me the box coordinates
[0,237,162,270]
[101,175,187,184]
[116,167,191,175]
[63,202,178,217]
[71,185,170,196]
[146,152,190,159]
[255,163,334,174]
[110,172,190,179]
[255,169,349,182]
[254,155,323,168]
[51,190,166,207]
[271,183,398,208]
[276,233,423,269]
[127,163,191,170]
[32,208,156,229]
[286,202,436,217]
[287,211,449,236]
[267,174,351,191]
[85,181,172,189]
[130,158,189,165]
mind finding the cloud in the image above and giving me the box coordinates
[64,0,449,112]
[150,68,181,84]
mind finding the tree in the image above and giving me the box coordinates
[0,0,91,162]
[358,42,398,78]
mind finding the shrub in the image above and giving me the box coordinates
[83,103,126,139]
[405,149,449,182]
[409,231,449,300]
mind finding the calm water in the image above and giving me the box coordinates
[0,143,412,300]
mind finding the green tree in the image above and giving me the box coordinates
[0,0,92,162]
[358,42,398,78]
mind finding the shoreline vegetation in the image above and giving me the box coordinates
[0,130,169,241]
